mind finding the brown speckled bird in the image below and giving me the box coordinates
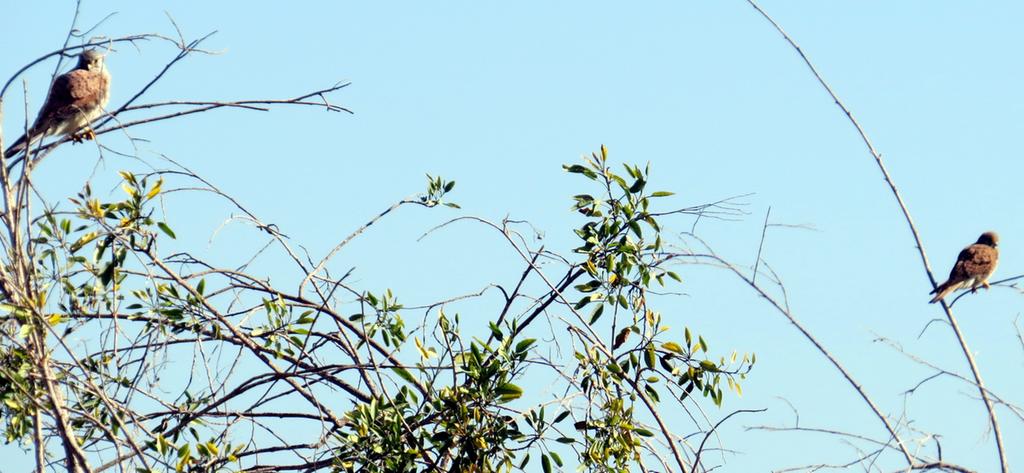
[929,231,999,304]
[4,49,111,157]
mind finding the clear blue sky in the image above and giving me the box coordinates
[3,1,1022,471]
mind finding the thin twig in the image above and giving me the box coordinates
[752,206,770,285]
[682,240,914,465]
[691,408,766,473]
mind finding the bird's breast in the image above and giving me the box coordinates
[98,69,111,108]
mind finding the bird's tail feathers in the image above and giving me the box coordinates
[929,281,962,304]
[4,134,28,159]
[4,130,44,161]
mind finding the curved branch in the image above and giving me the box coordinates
[687,248,914,465]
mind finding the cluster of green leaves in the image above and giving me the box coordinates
[0,347,33,443]
[147,424,245,473]
[351,289,407,349]
[421,175,459,209]
[0,157,756,473]
[565,146,755,470]
[14,172,248,471]
[36,172,173,309]
[250,296,316,359]
[0,172,174,448]
[334,314,544,473]
[334,149,754,472]
[335,387,422,472]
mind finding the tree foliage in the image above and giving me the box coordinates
[0,26,751,473]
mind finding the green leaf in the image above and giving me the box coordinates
[69,231,99,253]
[541,453,552,473]
[489,322,504,341]
[550,451,563,467]
[627,220,642,238]
[644,383,660,402]
[99,262,116,286]
[574,296,592,310]
[157,222,177,239]
[515,338,536,354]
[146,179,163,200]
[629,178,646,193]
[588,304,604,324]
[644,346,656,369]
[662,342,684,354]
[659,355,674,372]
[391,367,417,385]
[617,294,628,308]
[496,383,523,401]
[650,191,674,197]
[431,431,452,443]
[574,279,602,293]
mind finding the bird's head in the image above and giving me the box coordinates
[76,49,105,71]
[977,231,999,247]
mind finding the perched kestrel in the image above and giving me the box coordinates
[5,49,111,157]
[929,231,999,303]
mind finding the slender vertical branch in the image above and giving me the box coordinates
[752,206,770,285]
[33,408,44,473]
[743,1,1008,471]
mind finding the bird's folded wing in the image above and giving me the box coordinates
[959,245,996,277]
[39,69,105,122]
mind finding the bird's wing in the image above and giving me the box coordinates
[931,243,996,302]
[942,247,973,284]
[35,69,105,128]
[959,244,997,278]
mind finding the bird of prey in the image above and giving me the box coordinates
[929,231,999,303]
[4,49,111,158]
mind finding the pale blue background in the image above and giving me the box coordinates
[2,1,1022,471]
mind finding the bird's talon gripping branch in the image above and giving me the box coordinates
[70,128,97,143]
